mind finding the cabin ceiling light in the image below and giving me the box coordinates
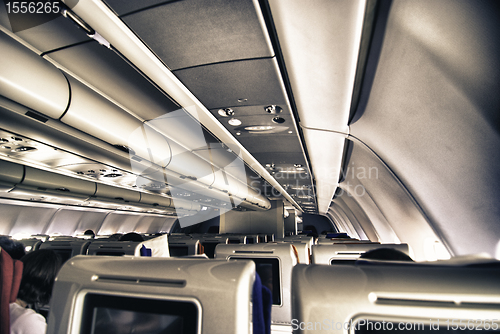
[228,118,242,126]
[272,116,285,124]
[245,125,275,131]
[265,105,282,114]
[218,108,234,117]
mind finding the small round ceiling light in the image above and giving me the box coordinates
[237,98,248,103]
[218,108,234,117]
[265,105,283,114]
[288,130,293,134]
[228,118,242,126]
[244,125,275,131]
[236,132,241,136]
[272,116,285,124]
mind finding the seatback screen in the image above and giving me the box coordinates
[53,249,73,264]
[201,241,219,258]
[81,294,198,334]
[169,246,189,257]
[230,257,281,305]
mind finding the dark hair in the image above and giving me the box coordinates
[83,229,95,238]
[119,232,144,241]
[359,248,414,262]
[0,236,26,260]
[17,249,62,305]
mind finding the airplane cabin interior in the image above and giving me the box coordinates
[0,0,500,333]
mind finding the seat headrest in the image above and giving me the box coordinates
[1,247,23,334]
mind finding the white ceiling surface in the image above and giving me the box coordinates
[350,0,500,256]
[269,0,366,213]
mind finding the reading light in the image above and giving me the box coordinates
[228,118,242,126]
[218,108,234,117]
[272,117,285,124]
[265,105,282,114]
[245,126,275,131]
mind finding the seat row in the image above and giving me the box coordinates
[42,245,500,334]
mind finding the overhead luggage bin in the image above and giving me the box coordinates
[0,31,70,119]
[23,166,96,196]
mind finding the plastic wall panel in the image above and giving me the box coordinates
[0,32,69,119]
[23,166,96,195]
[98,212,143,235]
[134,215,169,234]
[0,203,57,236]
[340,141,447,261]
[44,209,86,236]
[332,194,379,242]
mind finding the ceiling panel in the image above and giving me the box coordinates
[173,58,286,109]
[236,135,302,154]
[211,105,285,117]
[120,0,273,70]
[104,0,176,16]
[251,152,306,166]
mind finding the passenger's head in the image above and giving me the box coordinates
[0,236,26,260]
[359,248,414,262]
[17,249,62,305]
[119,232,144,241]
[83,229,95,238]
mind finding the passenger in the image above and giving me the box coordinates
[0,236,26,260]
[83,229,95,239]
[303,225,318,238]
[118,232,144,241]
[359,248,414,262]
[10,249,62,334]
[107,233,122,240]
